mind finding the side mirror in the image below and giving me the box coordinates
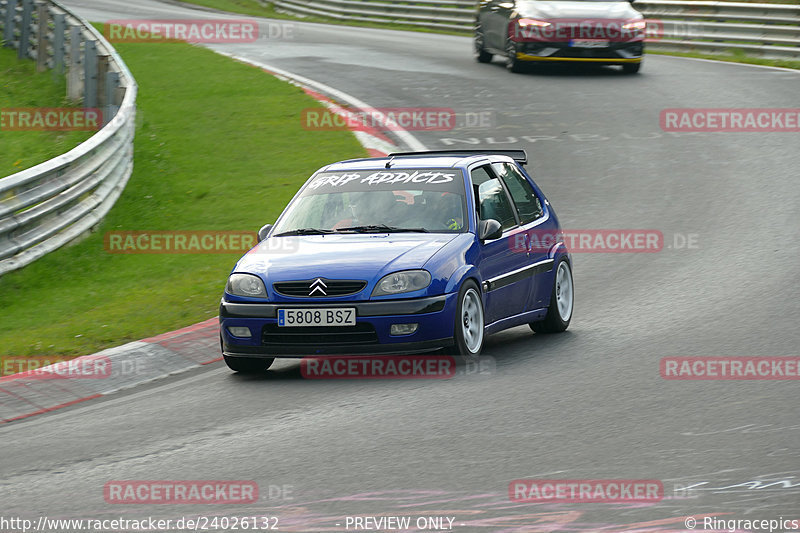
[478,219,503,241]
[257,224,273,242]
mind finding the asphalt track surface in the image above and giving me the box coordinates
[1,1,799,531]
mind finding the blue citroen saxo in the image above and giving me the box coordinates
[219,150,573,372]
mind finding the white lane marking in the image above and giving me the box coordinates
[658,54,800,74]
[354,130,398,155]
[214,52,428,152]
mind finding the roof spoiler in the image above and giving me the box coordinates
[387,150,528,166]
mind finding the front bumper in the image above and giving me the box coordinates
[515,40,644,64]
[220,294,457,357]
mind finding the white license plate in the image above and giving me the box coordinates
[570,39,610,48]
[278,308,356,327]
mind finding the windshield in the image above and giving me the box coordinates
[273,168,468,234]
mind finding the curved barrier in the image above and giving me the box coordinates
[274,0,800,59]
[0,0,137,276]
[275,0,475,32]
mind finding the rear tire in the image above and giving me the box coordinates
[622,62,641,74]
[454,280,485,356]
[530,258,573,334]
[223,355,274,373]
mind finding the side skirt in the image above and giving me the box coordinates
[484,307,548,336]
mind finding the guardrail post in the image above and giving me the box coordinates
[83,39,97,107]
[35,2,48,71]
[53,12,64,73]
[67,25,81,102]
[104,71,119,126]
[18,0,32,59]
[97,52,109,110]
[2,0,16,48]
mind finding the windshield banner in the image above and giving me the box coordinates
[305,169,464,194]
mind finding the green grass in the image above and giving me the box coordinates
[0,48,95,178]
[0,33,365,357]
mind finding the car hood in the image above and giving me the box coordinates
[234,233,459,281]
[519,1,640,20]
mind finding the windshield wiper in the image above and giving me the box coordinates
[273,227,336,237]
[335,224,429,233]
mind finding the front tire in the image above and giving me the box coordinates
[530,258,573,333]
[223,355,274,373]
[505,39,525,73]
[475,28,493,63]
[454,280,485,356]
[622,62,641,74]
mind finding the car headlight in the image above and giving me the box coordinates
[226,273,268,298]
[372,270,432,296]
[518,18,551,28]
[622,20,646,31]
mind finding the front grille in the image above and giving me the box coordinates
[262,323,378,346]
[557,47,615,58]
[273,278,367,298]
[524,42,641,59]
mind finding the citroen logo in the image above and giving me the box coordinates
[309,278,327,296]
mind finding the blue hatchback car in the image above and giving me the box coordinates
[219,150,573,372]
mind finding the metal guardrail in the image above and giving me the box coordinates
[0,0,137,276]
[637,1,800,58]
[274,0,475,32]
[274,0,800,59]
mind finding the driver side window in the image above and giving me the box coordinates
[470,165,517,231]
[492,162,543,224]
